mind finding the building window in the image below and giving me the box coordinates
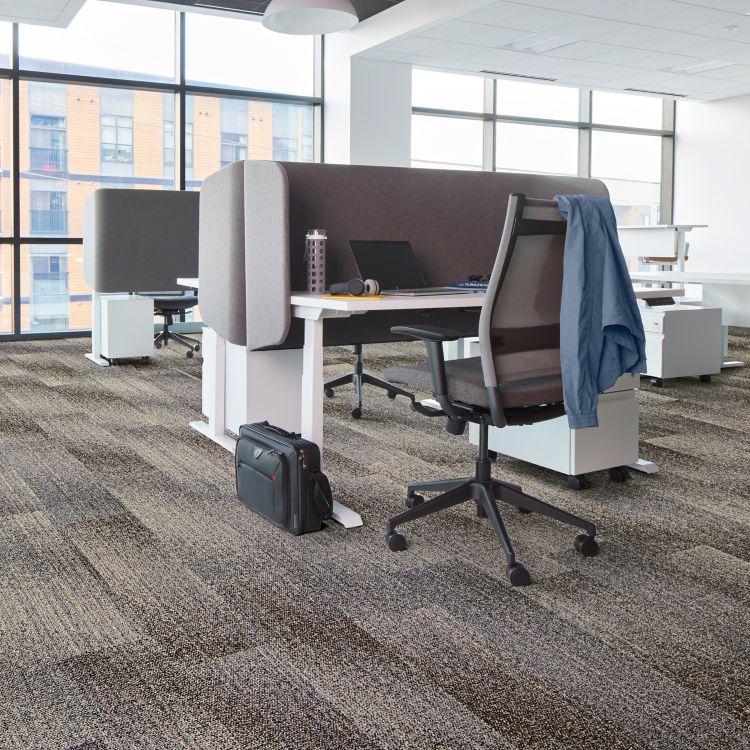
[30,114,67,172]
[30,190,68,235]
[101,114,133,163]
[220,131,247,167]
[29,251,69,332]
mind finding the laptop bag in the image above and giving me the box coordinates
[235,421,333,535]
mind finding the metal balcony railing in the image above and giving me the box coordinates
[30,209,68,235]
[29,147,68,173]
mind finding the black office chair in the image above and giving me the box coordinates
[383,194,599,587]
[147,291,201,358]
[324,344,414,419]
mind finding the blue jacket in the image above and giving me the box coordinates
[555,195,647,429]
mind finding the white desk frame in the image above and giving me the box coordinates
[618,225,706,273]
[180,281,484,528]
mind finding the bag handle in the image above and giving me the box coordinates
[311,471,333,520]
[262,421,299,440]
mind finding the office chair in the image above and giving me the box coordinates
[324,343,414,419]
[148,291,201,358]
[383,194,599,587]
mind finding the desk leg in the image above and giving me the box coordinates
[190,331,236,452]
[84,291,111,367]
[627,458,659,474]
[300,316,363,529]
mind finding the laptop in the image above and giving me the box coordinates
[349,240,473,296]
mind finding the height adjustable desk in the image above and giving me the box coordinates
[182,281,484,528]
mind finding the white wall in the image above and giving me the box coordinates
[674,95,750,273]
[324,39,411,167]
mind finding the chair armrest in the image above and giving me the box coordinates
[390,325,470,424]
[391,325,462,342]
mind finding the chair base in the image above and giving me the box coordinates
[386,422,599,586]
[325,344,413,419]
[154,312,201,358]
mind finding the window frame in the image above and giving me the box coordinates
[411,71,675,224]
[0,9,323,340]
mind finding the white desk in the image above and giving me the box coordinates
[618,225,706,272]
[630,271,749,368]
[182,282,484,529]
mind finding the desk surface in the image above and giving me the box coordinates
[631,271,750,285]
[179,279,684,303]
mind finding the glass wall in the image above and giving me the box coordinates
[0,1,320,338]
[412,70,673,227]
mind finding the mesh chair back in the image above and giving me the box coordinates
[478,194,568,425]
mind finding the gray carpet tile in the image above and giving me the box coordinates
[0,332,749,749]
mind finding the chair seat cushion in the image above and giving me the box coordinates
[144,293,198,312]
[384,356,563,409]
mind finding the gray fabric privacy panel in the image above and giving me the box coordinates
[243,161,290,350]
[198,161,247,346]
[83,189,199,294]
[274,163,608,349]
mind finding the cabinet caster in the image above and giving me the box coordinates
[324,388,335,398]
[141,356,150,363]
[154,342,162,350]
[387,390,397,399]
[567,474,591,491]
[351,407,362,420]
[193,344,201,353]
[405,492,425,509]
[506,562,531,587]
[608,466,629,482]
[488,450,498,461]
[699,374,711,383]
[650,377,663,387]
[386,531,407,552]
[186,350,193,358]
[574,533,599,557]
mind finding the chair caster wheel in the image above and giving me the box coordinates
[506,562,531,587]
[386,531,407,552]
[351,407,362,419]
[194,344,201,353]
[476,502,487,518]
[608,466,629,482]
[699,374,711,383]
[518,507,532,514]
[488,450,498,461]
[186,350,194,358]
[154,342,162,350]
[387,390,397,399]
[574,534,599,557]
[405,492,425,509]
[567,474,590,491]
[324,388,335,398]
[650,377,663,387]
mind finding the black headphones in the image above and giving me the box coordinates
[329,278,381,296]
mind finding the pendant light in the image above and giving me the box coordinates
[262,0,359,35]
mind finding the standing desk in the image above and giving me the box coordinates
[180,280,483,528]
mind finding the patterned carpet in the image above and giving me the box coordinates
[0,332,749,750]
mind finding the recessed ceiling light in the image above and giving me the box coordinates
[725,24,740,32]
[505,34,573,54]
[671,59,733,74]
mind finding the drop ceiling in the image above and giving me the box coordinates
[356,0,750,101]
[0,0,86,27]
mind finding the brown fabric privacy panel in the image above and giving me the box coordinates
[273,163,608,349]
[83,189,199,294]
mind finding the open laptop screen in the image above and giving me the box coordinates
[349,240,427,290]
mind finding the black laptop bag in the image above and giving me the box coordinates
[235,422,333,535]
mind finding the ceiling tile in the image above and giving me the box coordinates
[635,52,703,70]
[550,41,613,60]
[647,6,733,31]
[381,36,442,55]
[451,24,535,48]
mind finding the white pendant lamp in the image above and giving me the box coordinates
[262,0,359,35]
